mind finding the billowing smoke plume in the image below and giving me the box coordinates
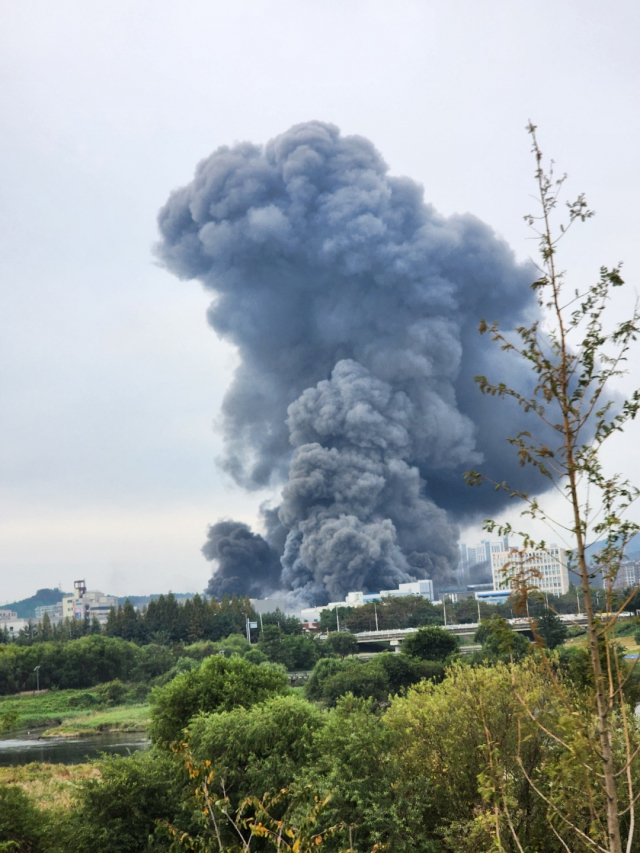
[157,121,541,603]
[203,521,282,598]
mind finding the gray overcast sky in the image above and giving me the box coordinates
[1,0,639,601]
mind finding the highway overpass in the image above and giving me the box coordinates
[344,612,634,647]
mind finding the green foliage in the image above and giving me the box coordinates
[258,625,321,670]
[400,626,458,661]
[0,710,19,732]
[386,660,555,850]
[318,606,354,632]
[67,691,99,709]
[0,784,46,853]
[149,654,289,745]
[0,636,142,694]
[465,127,640,851]
[535,608,568,649]
[323,631,358,658]
[142,592,252,644]
[302,695,433,853]
[54,750,185,853]
[306,653,444,706]
[556,638,640,706]
[473,616,530,662]
[104,599,148,643]
[94,679,128,706]
[374,653,445,694]
[189,695,325,813]
[343,596,442,632]
[259,609,304,635]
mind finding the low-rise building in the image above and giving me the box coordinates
[35,603,64,622]
[61,580,118,626]
[0,610,18,622]
[0,618,30,637]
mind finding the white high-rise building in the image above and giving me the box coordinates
[491,545,570,596]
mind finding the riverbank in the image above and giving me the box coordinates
[41,703,150,736]
[0,688,151,735]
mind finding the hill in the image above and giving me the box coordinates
[1,588,69,619]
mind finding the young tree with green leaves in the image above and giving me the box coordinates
[401,625,459,661]
[466,124,640,853]
[535,607,568,650]
[324,630,358,658]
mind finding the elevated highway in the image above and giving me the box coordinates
[346,612,633,646]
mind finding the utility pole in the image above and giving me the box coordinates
[374,603,379,632]
[476,597,481,624]
[336,608,340,632]
[443,597,447,627]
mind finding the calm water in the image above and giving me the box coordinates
[0,731,150,766]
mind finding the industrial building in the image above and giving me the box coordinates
[300,578,435,625]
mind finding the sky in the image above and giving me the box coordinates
[1,0,639,602]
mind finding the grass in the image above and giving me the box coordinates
[0,689,103,732]
[564,630,640,656]
[42,703,150,736]
[0,762,98,810]
[0,688,151,734]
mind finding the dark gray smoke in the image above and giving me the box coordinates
[203,520,282,599]
[157,121,541,604]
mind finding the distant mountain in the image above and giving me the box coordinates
[1,588,70,619]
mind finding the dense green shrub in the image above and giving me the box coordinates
[257,625,321,669]
[67,691,99,709]
[189,695,325,810]
[95,679,128,706]
[535,609,568,649]
[400,626,458,661]
[0,636,144,694]
[53,750,185,853]
[473,616,530,662]
[306,653,444,706]
[149,655,289,745]
[324,631,358,658]
[302,696,422,853]
[0,784,47,852]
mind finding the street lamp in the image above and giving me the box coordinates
[33,665,41,694]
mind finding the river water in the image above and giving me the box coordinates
[0,731,150,766]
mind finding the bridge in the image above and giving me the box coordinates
[344,612,633,647]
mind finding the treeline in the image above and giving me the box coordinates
[1,593,255,648]
[4,586,631,649]
[0,621,364,695]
